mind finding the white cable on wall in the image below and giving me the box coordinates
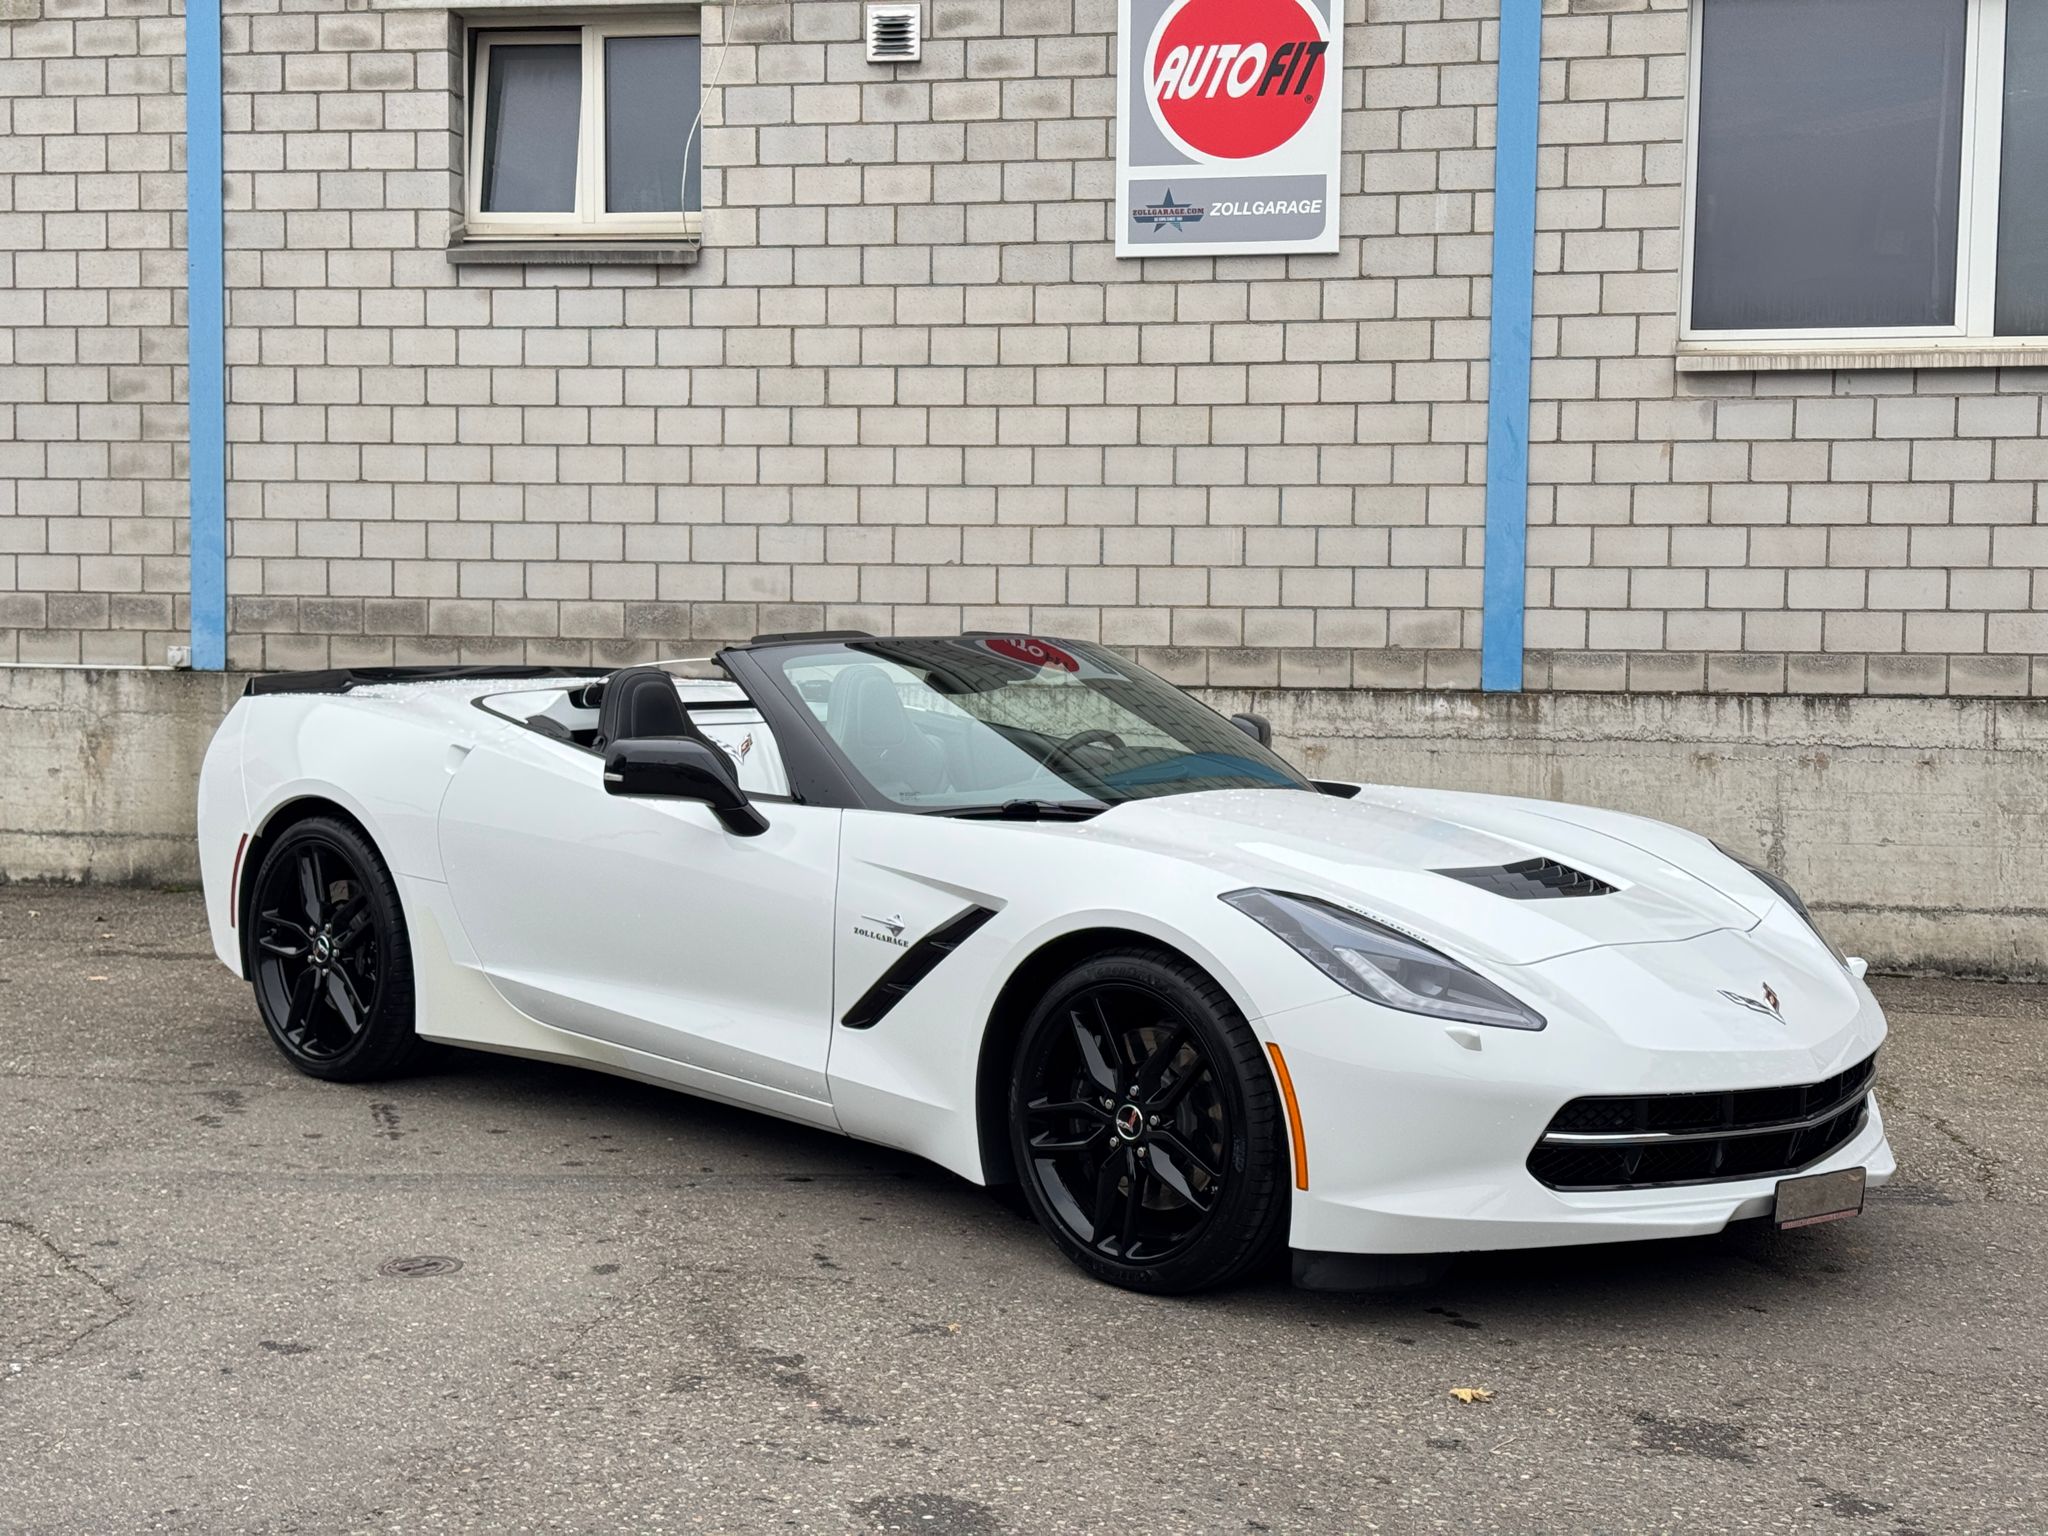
[680,5,739,216]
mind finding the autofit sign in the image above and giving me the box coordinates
[1115,0,1343,257]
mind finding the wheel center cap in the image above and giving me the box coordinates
[1114,1103,1145,1141]
[313,935,334,966]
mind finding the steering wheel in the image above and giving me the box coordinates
[1041,728,1125,776]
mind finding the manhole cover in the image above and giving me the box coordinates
[378,1255,462,1279]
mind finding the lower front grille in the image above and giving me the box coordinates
[1528,1053,1877,1192]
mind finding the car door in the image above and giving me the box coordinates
[436,720,842,1125]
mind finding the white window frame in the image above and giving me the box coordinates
[1680,0,2048,350]
[464,14,702,241]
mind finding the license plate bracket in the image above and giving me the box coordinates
[1775,1166,1866,1230]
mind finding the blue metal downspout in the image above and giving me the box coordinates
[186,0,226,670]
[1481,0,1542,693]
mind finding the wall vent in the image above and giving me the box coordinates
[866,4,921,63]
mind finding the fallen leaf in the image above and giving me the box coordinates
[1449,1387,1494,1404]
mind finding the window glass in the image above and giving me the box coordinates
[689,708,791,797]
[1690,0,1967,331]
[480,41,582,214]
[605,34,701,213]
[1997,0,2048,334]
[767,638,1310,811]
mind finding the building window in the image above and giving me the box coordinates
[465,18,701,240]
[1685,0,2048,343]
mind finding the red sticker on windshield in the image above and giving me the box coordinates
[983,636,1081,671]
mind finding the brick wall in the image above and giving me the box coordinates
[2,0,2043,695]
[1529,0,2048,699]
[202,0,1500,686]
[0,0,189,665]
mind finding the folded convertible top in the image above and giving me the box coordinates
[244,666,603,697]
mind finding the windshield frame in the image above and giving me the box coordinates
[717,634,1314,816]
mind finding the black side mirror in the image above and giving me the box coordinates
[1230,712,1274,748]
[603,737,769,837]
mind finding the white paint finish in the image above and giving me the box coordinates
[1083,785,1764,965]
[195,696,250,973]
[401,876,843,1130]
[437,724,843,1110]
[236,688,482,885]
[1267,940,1889,1254]
[820,801,1349,1179]
[194,668,1899,1259]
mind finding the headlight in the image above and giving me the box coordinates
[1715,845,1846,967]
[1223,889,1546,1031]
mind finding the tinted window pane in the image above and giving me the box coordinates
[1691,0,1966,331]
[1997,0,2048,334]
[480,41,580,214]
[605,34,700,214]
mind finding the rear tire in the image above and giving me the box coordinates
[1007,947,1289,1294]
[245,815,422,1082]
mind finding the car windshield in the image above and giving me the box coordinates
[757,636,1313,812]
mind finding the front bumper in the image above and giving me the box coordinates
[1263,981,1894,1257]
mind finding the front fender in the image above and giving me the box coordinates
[823,813,1346,1184]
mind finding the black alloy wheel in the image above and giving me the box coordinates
[1009,948,1288,1293]
[247,816,421,1081]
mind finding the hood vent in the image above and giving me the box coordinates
[1437,857,1617,900]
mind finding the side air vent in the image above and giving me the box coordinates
[865,4,922,62]
[1437,857,1617,900]
[841,905,995,1029]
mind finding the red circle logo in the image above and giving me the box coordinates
[984,636,1080,672]
[1148,0,1328,161]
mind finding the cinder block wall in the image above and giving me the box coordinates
[1528,2,2047,698]
[0,0,2043,697]
[0,0,190,665]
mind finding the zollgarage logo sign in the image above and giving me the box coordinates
[1115,0,1343,257]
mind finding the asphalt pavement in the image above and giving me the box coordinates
[1,886,2043,1534]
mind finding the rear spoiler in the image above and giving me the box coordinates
[244,666,603,697]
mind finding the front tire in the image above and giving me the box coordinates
[246,815,421,1082]
[1008,947,1289,1294]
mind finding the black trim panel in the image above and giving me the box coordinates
[246,665,601,697]
[840,906,997,1029]
[1527,1053,1877,1191]
[1439,857,1617,900]
[714,644,869,809]
[744,628,876,647]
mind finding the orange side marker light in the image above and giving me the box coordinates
[1266,1042,1309,1191]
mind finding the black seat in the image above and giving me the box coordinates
[592,667,715,752]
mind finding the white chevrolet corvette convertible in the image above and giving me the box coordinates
[197,632,1893,1292]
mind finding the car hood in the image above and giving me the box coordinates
[1083,786,1768,967]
